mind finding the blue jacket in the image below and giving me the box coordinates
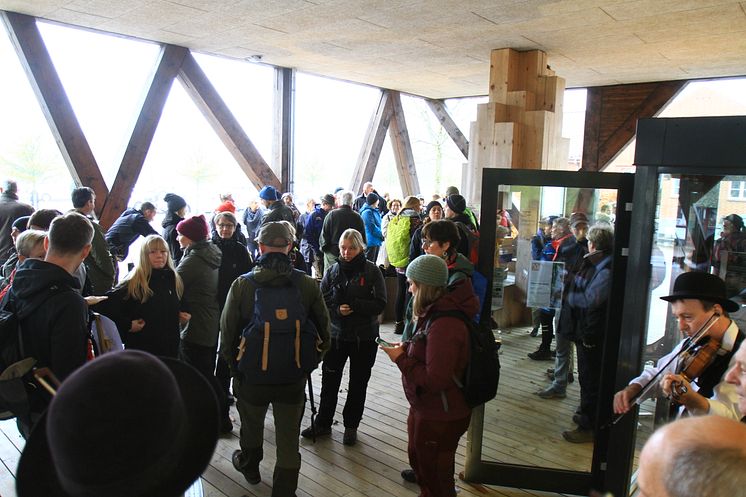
[360,204,383,248]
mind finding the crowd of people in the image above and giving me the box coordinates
[1,176,745,497]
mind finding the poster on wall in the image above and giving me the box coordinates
[491,267,507,311]
[527,261,565,309]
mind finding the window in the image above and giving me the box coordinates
[729,181,746,200]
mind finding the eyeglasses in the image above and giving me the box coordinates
[217,223,235,229]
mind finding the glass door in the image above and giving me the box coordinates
[463,169,634,496]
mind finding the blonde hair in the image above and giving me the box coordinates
[402,195,421,211]
[339,228,366,251]
[411,282,447,318]
[122,235,183,302]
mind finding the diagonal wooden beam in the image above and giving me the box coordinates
[177,52,280,190]
[425,98,469,159]
[349,90,393,193]
[98,45,188,229]
[2,11,108,200]
[388,91,420,197]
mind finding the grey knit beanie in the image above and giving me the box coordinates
[406,255,448,287]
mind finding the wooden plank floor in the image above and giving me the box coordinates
[0,322,636,497]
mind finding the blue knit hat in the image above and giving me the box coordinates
[406,255,448,287]
[258,185,280,201]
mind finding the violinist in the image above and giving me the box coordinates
[613,272,743,420]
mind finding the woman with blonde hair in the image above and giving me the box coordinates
[95,234,188,357]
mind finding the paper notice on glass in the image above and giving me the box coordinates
[527,261,565,309]
[491,267,507,311]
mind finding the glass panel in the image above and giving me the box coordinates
[484,186,618,472]
[629,173,746,474]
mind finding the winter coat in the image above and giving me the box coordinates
[105,208,158,259]
[531,229,550,261]
[0,192,33,264]
[360,204,383,248]
[212,233,253,310]
[395,278,478,420]
[95,268,181,357]
[219,252,332,375]
[243,207,264,244]
[320,205,366,257]
[162,211,184,265]
[177,240,222,347]
[84,218,116,294]
[301,206,327,254]
[261,201,296,227]
[321,253,386,342]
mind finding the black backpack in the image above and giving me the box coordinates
[236,270,321,384]
[427,310,500,408]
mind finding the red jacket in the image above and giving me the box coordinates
[395,278,479,420]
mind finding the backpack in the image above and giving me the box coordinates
[385,215,412,268]
[427,309,500,408]
[455,221,480,266]
[236,270,320,384]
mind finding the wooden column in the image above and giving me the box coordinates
[349,90,393,194]
[388,91,420,197]
[2,11,108,203]
[273,67,294,193]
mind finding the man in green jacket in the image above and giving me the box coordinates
[221,221,330,497]
[71,187,115,294]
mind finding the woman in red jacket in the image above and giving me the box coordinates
[382,254,478,497]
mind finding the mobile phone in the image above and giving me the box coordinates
[376,337,395,348]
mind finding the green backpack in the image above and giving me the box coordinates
[385,215,412,268]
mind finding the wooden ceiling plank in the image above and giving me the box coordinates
[388,91,420,196]
[1,11,109,201]
[424,98,469,159]
[177,52,281,191]
[349,90,393,193]
[99,44,188,229]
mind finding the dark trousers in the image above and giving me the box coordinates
[179,340,230,420]
[364,245,380,263]
[539,309,555,352]
[315,339,378,429]
[408,410,471,497]
[395,272,411,323]
[575,340,603,430]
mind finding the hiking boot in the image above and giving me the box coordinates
[300,422,331,439]
[546,369,574,383]
[401,468,417,483]
[528,348,552,361]
[232,450,261,485]
[536,386,566,399]
[342,428,357,446]
[394,321,405,335]
[562,427,594,443]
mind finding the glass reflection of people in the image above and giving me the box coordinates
[613,272,744,420]
[712,214,746,280]
[528,216,557,337]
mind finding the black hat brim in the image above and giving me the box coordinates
[660,293,740,313]
[16,356,219,497]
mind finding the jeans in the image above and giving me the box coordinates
[550,333,574,393]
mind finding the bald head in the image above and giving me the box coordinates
[638,416,746,497]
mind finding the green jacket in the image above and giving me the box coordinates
[177,240,222,347]
[86,220,116,294]
[220,252,331,375]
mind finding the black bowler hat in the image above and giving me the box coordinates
[660,272,739,313]
[17,350,219,497]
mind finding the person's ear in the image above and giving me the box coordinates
[81,243,92,260]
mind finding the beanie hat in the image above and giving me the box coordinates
[426,200,442,215]
[164,193,186,213]
[321,194,335,206]
[215,201,236,213]
[569,212,589,228]
[366,193,379,205]
[446,194,466,214]
[258,185,280,201]
[445,186,460,197]
[406,254,448,288]
[13,215,30,233]
[176,215,209,241]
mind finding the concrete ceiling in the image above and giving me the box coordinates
[1,0,746,99]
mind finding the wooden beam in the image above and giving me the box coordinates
[425,98,469,159]
[98,45,188,229]
[581,87,602,172]
[2,11,108,201]
[349,90,393,193]
[581,81,687,171]
[272,67,294,193]
[177,52,280,190]
[388,91,420,197]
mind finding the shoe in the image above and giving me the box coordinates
[529,327,539,337]
[232,450,261,485]
[300,423,332,439]
[528,348,552,361]
[401,468,417,483]
[562,427,594,443]
[394,321,404,335]
[342,428,357,446]
[536,386,566,399]
[546,369,574,383]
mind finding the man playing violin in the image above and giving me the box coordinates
[613,272,743,420]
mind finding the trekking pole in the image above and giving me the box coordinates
[307,373,317,443]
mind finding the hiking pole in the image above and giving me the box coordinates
[307,373,317,443]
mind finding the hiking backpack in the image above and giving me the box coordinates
[385,215,412,268]
[236,270,320,384]
[455,221,480,266]
[427,310,500,408]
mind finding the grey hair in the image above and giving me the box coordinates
[587,225,614,252]
[664,445,746,497]
[15,229,46,258]
[339,228,366,251]
[338,190,354,207]
[2,180,18,194]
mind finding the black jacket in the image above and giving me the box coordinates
[95,268,182,357]
[321,254,386,342]
[319,206,366,257]
[212,233,253,310]
[105,208,158,259]
[162,211,184,265]
[262,202,296,227]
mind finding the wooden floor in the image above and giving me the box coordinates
[0,322,641,497]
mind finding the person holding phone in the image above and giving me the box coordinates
[301,228,386,446]
[381,254,478,497]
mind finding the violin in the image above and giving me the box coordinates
[670,334,722,401]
